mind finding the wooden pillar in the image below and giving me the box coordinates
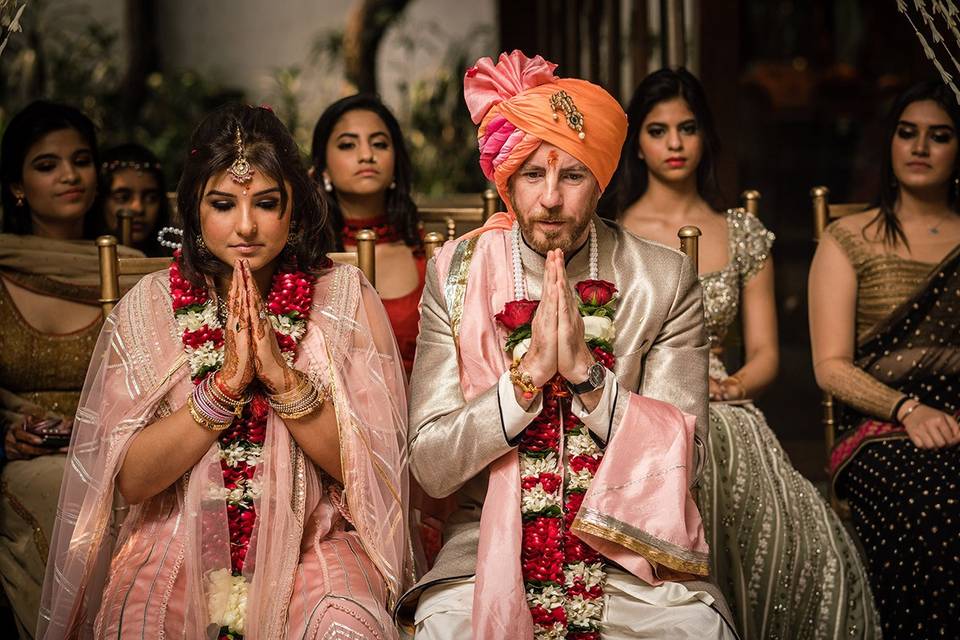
[698,0,740,203]
[661,0,685,68]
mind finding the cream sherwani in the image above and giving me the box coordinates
[398,218,738,639]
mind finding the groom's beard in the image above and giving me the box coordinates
[514,201,596,255]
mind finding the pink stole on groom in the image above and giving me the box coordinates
[433,216,710,639]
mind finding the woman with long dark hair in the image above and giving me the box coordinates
[99,143,172,256]
[810,80,960,639]
[310,94,423,375]
[0,100,133,639]
[601,68,879,639]
[40,104,409,639]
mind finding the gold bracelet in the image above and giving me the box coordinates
[187,395,232,432]
[899,399,920,422]
[509,361,541,399]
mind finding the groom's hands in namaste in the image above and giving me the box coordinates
[520,250,560,393]
[515,250,602,412]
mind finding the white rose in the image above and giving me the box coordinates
[582,315,615,342]
[512,337,532,363]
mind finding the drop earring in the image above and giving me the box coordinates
[14,193,24,207]
[323,175,333,193]
[197,235,210,257]
[389,179,396,190]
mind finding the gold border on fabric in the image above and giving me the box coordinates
[443,237,478,343]
[573,509,709,576]
[0,478,48,558]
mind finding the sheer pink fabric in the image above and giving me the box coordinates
[433,232,708,639]
[38,264,410,639]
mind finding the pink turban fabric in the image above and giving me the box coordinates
[464,50,628,212]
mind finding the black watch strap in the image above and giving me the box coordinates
[569,362,606,395]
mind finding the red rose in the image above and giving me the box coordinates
[495,299,539,331]
[575,279,617,306]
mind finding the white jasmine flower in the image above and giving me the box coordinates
[520,452,560,477]
[564,561,606,589]
[583,315,615,342]
[533,623,566,640]
[206,570,248,634]
[246,478,263,501]
[566,595,603,625]
[526,585,566,609]
[566,433,600,457]
[179,304,218,331]
[521,484,561,513]
[566,468,594,492]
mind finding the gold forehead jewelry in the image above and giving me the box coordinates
[227,125,254,185]
[550,90,585,140]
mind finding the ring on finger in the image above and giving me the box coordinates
[258,309,267,320]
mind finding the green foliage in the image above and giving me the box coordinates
[504,325,533,353]
[0,1,241,191]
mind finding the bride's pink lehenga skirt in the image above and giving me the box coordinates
[94,498,395,640]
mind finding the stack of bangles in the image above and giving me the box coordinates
[267,370,330,420]
[187,373,251,432]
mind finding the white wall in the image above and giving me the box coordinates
[153,0,495,137]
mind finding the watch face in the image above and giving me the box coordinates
[588,363,605,387]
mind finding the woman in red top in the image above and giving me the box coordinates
[311,94,424,376]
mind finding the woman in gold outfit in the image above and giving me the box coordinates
[0,101,131,638]
[810,80,960,639]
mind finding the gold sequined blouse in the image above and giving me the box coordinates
[825,223,934,340]
[0,277,101,416]
[820,222,936,421]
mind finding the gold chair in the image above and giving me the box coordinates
[678,225,701,270]
[327,229,378,286]
[416,188,501,240]
[741,189,761,217]
[810,185,868,516]
[423,231,446,259]
[116,210,135,247]
[97,235,172,318]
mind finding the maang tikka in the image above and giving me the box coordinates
[228,125,255,185]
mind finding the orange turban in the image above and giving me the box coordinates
[464,51,627,212]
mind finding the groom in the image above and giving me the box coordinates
[399,51,737,639]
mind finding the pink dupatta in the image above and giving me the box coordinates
[39,264,409,639]
[433,219,709,639]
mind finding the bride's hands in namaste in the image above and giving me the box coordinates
[521,249,559,388]
[240,259,299,395]
[219,259,256,396]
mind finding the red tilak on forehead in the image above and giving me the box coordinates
[546,149,559,167]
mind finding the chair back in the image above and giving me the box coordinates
[741,189,761,217]
[423,231,446,259]
[416,188,502,241]
[678,225,701,270]
[97,235,171,318]
[116,210,135,247]
[809,185,868,516]
[327,229,377,285]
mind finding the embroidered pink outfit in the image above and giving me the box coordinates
[39,264,410,639]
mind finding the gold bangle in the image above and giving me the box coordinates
[187,395,232,432]
[899,400,920,422]
[509,361,541,399]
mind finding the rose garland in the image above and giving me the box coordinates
[169,253,314,640]
[496,279,618,640]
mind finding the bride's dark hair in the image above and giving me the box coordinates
[177,103,334,285]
